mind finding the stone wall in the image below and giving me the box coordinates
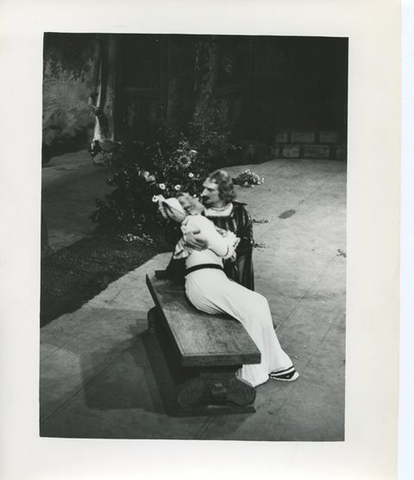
[240,37,348,145]
[272,130,347,160]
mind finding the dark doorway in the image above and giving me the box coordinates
[115,34,168,141]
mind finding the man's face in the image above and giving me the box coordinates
[201,180,222,208]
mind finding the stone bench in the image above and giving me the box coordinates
[146,273,261,415]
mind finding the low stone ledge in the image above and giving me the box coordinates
[319,131,342,144]
[282,145,300,158]
[303,145,331,159]
[335,146,347,160]
[291,132,316,143]
[275,132,289,143]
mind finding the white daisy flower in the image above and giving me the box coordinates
[174,184,181,191]
[188,172,194,178]
[159,183,166,190]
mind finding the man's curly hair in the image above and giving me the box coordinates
[207,170,237,204]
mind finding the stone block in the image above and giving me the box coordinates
[335,147,347,160]
[282,146,300,158]
[269,146,280,158]
[275,132,288,143]
[291,132,315,143]
[303,145,331,159]
[319,131,341,144]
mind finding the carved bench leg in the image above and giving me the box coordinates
[176,370,256,413]
[146,304,257,415]
[227,377,257,406]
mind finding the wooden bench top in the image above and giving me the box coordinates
[146,274,261,368]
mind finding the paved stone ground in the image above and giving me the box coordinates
[42,150,113,251]
[40,152,346,441]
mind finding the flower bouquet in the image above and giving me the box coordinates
[233,169,265,187]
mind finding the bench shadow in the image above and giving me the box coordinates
[76,307,256,418]
[139,329,183,415]
[77,318,182,415]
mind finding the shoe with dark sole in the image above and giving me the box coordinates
[269,367,299,382]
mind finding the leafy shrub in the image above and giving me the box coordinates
[91,122,239,236]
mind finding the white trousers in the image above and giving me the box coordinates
[185,268,294,387]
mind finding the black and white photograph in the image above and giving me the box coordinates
[40,33,348,440]
[0,1,402,479]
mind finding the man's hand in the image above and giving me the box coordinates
[184,229,209,251]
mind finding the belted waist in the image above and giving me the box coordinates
[185,263,224,276]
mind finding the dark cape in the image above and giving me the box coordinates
[166,201,255,290]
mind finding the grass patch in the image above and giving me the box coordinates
[40,233,170,327]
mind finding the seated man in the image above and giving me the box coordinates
[164,170,255,290]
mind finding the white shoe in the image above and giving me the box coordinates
[269,367,299,382]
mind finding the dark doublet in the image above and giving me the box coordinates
[166,201,255,291]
